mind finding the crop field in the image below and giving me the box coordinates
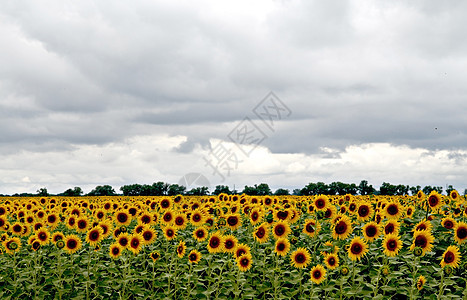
[0,191,466,299]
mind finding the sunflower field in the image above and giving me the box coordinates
[0,190,466,299]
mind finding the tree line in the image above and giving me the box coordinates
[0,180,462,197]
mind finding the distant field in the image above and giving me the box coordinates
[0,192,465,299]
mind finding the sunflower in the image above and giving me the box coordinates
[383,220,400,236]
[2,237,21,254]
[249,207,263,225]
[454,222,467,244]
[313,195,330,211]
[159,198,172,211]
[303,219,321,238]
[382,234,403,257]
[94,209,106,221]
[413,220,433,232]
[192,226,208,242]
[86,226,104,247]
[409,230,434,256]
[347,237,369,261]
[52,231,65,244]
[253,223,270,243]
[272,220,291,240]
[331,215,353,240]
[46,212,60,229]
[356,202,374,222]
[29,237,41,251]
[310,264,326,284]
[290,248,311,269]
[141,227,157,245]
[0,216,8,230]
[362,221,382,242]
[150,250,161,262]
[441,217,456,230]
[161,210,175,226]
[450,190,460,202]
[138,212,153,226]
[64,235,82,254]
[109,243,123,259]
[176,240,186,258]
[190,209,206,227]
[384,202,403,220]
[223,235,238,254]
[237,253,253,272]
[427,191,443,211]
[225,213,242,231]
[117,232,130,249]
[234,243,251,259]
[274,238,291,257]
[11,222,23,236]
[76,217,90,233]
[207,231,224,253]
[416,275,426,290]
[65,215,77,230]
[35,228,51,245]
[115,210,132,227]
[188,249,202,264]
[440,245,461,268]
[405,205,415,218]
[163,225,177,241]
[323,253,339,270]
[127,234,143,254]
[98,220,112,238]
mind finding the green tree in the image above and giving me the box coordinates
[409,185,421,195]
[212,185,232,195]
[63,187,83,196]
[36,188,49,197]
[187,186,210,196]
[167,184,186,196]
[274,188,290,195]
[88,185,116,196]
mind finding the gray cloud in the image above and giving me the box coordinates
[1,1,467,193]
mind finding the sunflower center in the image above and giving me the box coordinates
[167,229,174,237]
[90,231,99,241]
[387,240,397,251]
[306,223,315,233]
[196,230,205,238]
[351,243,363,255]
[358,206,369,217]
[210,237,220,248]
[118,213,128,223]
[189,254,197,261]
[112,247,120,255]
[414,236,427,248]
[417,224,427,231]
[67,240,77,249]
[175,217,184,225]
[143,232,153,240]
[78,220,87,229]
[365,226,377,237]
[13,225,22,232]
[335,221,347,235]
[38,232,47,240]
[240,258,249,266]
[256,227,266,238]
[275,225,285,236]
[295,253,306,263]
[161,200,170,209]
[316,200,325,209]
[428,196,439,207]
[227,216,238,226]
[385,224,395,234]
[313,270,322,279]
[252,212,259,221]
[277,243,286,251]
[328,257,336,266]
[163,214,172,222]
[119,238,128,246]
[225,240,234,249]
[142,216,151,224]
[387,204,398,216]
[457,227,467,239]
[444,251,455,263]
[444,221,454,229]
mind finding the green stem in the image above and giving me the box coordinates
[438,270,445,299]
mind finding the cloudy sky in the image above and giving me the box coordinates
[1,0,467,195]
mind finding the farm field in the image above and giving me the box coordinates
[0,191,466,299]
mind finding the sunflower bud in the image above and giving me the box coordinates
[413,246,423,257]
[340,266,349,276]
[119,226,127,233]
[56,240,65,249]
[293,229,300,237]
[381,265,390,276]
[444,265,453,276]
[290,236,298,245]
[266,213,273,223]
[9,241,18,250]
[301,206,308,213]
[265,248,272,255]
